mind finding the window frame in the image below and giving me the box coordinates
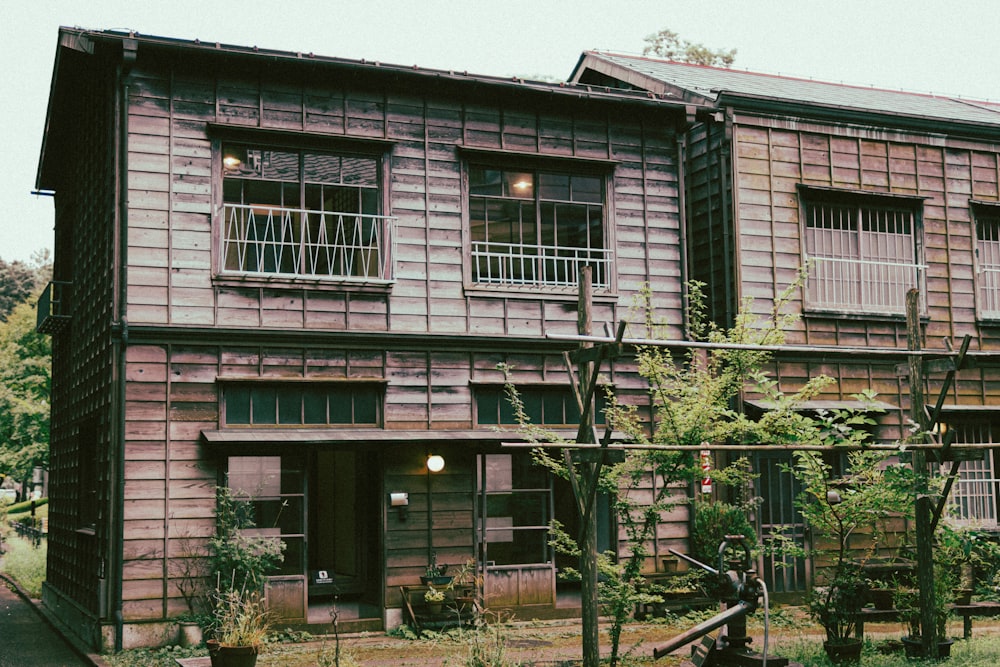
[220,380,385,428]
[972,201,1000,322]
[937,416,1000,529]
[473,383,609,428]
[209,126,394,288]
[797,186,926,318]
[459,146,617,294]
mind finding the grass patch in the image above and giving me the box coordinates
[1,534,47,597]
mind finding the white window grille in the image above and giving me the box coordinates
[221,204,395,281]
[804,200,922,314]
[976,212,1000,319]
[471,241,612,289]
[942,421,999,528]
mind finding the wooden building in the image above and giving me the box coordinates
[33,29,696,650]
[572,53,1000,593]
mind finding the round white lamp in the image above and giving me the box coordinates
[426,454,445,473]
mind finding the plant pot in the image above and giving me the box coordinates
[955,588,973,605]
[213,644,259,667]
[902,636,954,659]
[868,587,894,610]
[425,601,443,615]
[824,638,863,664]
[178,621,203,648]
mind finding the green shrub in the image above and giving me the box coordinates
[1,535,47,597]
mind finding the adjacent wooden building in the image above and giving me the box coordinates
[572,52,1000,593]
[34,29,696,650]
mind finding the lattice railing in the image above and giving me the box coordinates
[806,255,924,314]
[471,241,612,288]
[221,204,396,282]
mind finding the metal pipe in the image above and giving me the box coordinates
[668,548,718,575]
[500,440,997,452]
[545,331,993,358]
[652,600,754,659]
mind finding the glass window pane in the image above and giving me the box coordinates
[571,175,602,203]
[228,456,282,497]
[477,389,500,425]
[341,157,378,186]
[304,153,341,184]
[539,173,570,201]
[354,387,378,424]
[505,172,534,199]
[556,203,589,248]
[226,386,250,425]
[499,390,517,424]
[542,393,564,424]
[277,536,304,575]
[277,387,302,424]
[470,168,502,196]
[223,144,261,178]
[252,387,277,424]
[262,150,299,181]
[303,391,326,424]
[329,388,352,423]
[522,392,542,424]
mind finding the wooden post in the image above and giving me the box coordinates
[906,289,938,658]
[575,266,600,667]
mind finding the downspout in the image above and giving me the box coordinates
[111,36,137,653]
[676,108,693,335]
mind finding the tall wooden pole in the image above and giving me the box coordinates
[907,289,938,658]
[576,266,600,667]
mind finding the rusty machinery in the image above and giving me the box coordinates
[651,536,802,667]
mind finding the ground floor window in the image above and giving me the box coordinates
[942,420,999,528]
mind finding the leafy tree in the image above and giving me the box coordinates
[519,276,839,666]
[0,259,40,322]
[642,28,736,67]
[0,291,51,480]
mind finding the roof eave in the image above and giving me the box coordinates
[715,90,1000,139]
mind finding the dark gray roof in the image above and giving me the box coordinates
[577,51,1000,128]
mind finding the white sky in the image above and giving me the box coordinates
[3,0,998,263]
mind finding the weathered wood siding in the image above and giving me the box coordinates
[123,56,686,337]
[119,341,663,616]
[727,115,1000,416]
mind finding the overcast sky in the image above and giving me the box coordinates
[3,0,998,263]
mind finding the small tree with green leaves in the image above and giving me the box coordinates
[642,28,736,67]
[783,404,913,645]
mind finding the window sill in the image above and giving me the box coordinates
[802,307,927,324]
[214,274,394,293]
[464,284,618,303]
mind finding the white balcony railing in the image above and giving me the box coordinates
[471,241,612,289]
[221,204,396,282]
[806,255,924,314]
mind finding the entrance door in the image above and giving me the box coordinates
[754,452,809,593]
[308,449,381,608]
[477,453,555,607]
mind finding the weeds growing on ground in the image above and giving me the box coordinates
[1,534,46,597]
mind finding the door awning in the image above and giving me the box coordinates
[200,428,577,447]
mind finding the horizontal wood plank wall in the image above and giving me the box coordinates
[121,342,665,616]
[124,62,685,340]
[728,116,1000,424]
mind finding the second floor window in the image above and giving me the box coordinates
[469,167,610,288]
[221,144,394,281]
[803,195,921,315]
[223,383,381,427]
[975,208,1000,319]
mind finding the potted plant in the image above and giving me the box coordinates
[208,586,271,667]
[206,487,285,667]
[895,569,955,659]
[423,585,446,615]
[419,552,452,585]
